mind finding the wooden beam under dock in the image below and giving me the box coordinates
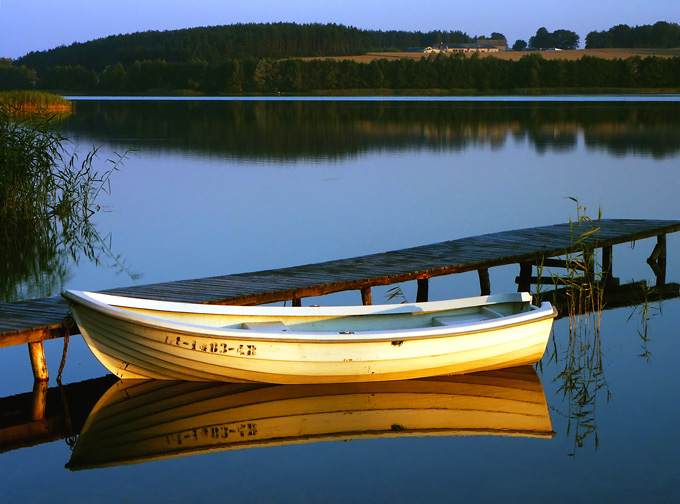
[1,219,679,380]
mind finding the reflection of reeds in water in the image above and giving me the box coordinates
[535,199,608,454]
[67,366,554,471]
[626,281,662,362]
[0,104,135,301]
[0,210,139,302]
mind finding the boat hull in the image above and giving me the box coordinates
[63,291,557,384]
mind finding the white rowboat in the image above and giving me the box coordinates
[62,290,557,383]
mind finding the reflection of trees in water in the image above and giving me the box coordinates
[584,126,680,159]
[60,100,680,161]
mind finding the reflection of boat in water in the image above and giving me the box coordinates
[67,366,554,470]
[62,290,557,383]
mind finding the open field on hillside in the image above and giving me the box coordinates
[304,48,680,63]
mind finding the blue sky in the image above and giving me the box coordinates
[0,0,677,59]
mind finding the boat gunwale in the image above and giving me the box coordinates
[67,290,533,316]
[64,290,558,344]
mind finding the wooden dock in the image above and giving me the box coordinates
[2,218,679,381]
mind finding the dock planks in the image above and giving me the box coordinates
[2,219,679,356]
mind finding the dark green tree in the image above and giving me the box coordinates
[0,60,36,90]
[278,59,305,92]
[530,28,579,49]
[226,59,244,93]
[553,30,580,50]
[99,62,127,92]
[530,28,553,48]
[38,65,97,92]
[512,40,528,51]
[252,59,275,92]
[513,53,544,87]
[364,59,385,88]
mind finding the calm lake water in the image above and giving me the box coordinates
[2,97,679,503]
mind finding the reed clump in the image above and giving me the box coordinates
[0,91,72,114]
[0,100,127,301]
[536,198,608,454]
[0,103,118,222]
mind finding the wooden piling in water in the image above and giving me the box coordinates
[477,269,490,296]
[28,342,48,381]
[416,279,429,302]
[361,287,373,306]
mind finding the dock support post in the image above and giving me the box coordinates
[584,251,595,281]
[361,287,372,305]
[28,342,49,381]
[517,262,532,292]
[647,234,667,286]
[478,269,490,296]
[291,298,302,307]
[416,279,429,302]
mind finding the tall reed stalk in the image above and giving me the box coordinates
[537,198,609,455]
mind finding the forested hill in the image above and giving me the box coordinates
[6,21,678,95]
[16,22,475,73]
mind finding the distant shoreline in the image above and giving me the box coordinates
[61,89,680,99]
[11,48,679,98]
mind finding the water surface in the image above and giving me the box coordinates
[1,97,679,503]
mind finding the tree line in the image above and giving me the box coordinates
[2,21,678,95]
[4,52,676,95]
[511,22,680,51]
[12,20,677,76]
[586,21,680,49]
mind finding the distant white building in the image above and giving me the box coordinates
[448,43,499,54]
[408,39,506,54]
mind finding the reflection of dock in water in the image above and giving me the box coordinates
[67,366,553,471]
[0,375,117,454]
